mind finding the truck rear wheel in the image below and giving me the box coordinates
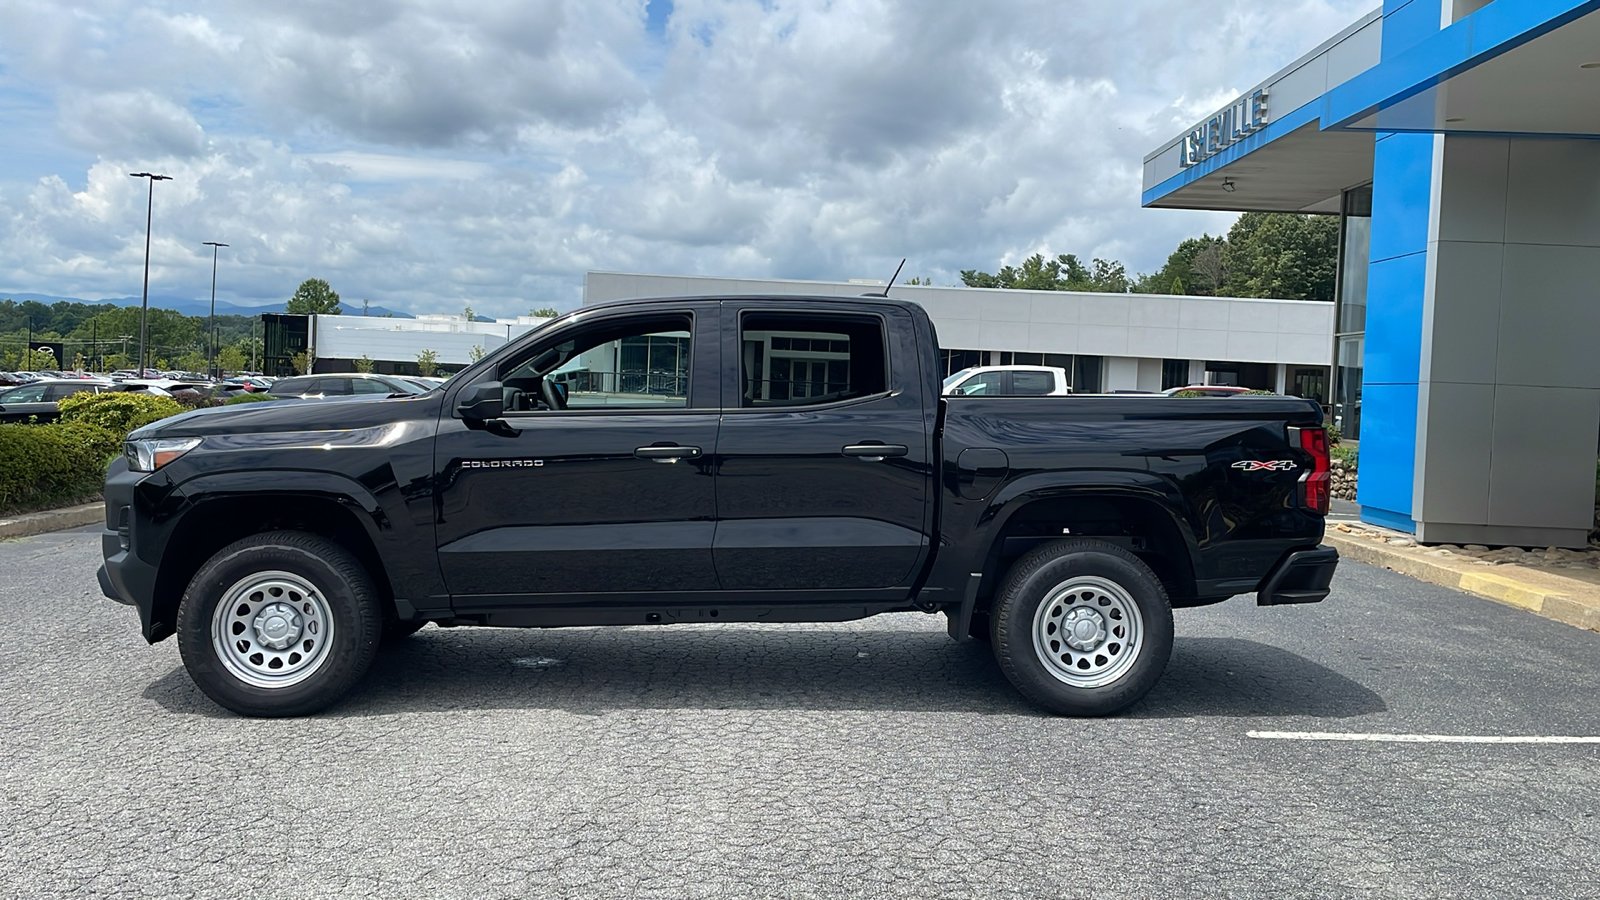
[990,538,1173,716]
[176,531,382,717]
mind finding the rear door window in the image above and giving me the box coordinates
[738,312,887,407]
[1011,371,1055,394]
[350,378,392,394]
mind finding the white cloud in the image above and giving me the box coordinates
[0,0,1374,315]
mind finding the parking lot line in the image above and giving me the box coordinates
[1248,730,1600,744]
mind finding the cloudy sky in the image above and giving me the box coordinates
[0,0,1374,317]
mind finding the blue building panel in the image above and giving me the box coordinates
[1357,381,1421,527]
[1364,252,1427,387]
[1382,0,1444,59]
[1369,133,1435,263]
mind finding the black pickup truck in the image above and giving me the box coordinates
[98,295,1337,717]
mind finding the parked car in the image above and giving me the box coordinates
[1161,385,1256,397]
[99,294,1337,719]
[0,378,113,422]
[107,380,212,399]
[266,373,430,400]
[943,365,1072,396]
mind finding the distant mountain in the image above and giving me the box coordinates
[2,292,415,319]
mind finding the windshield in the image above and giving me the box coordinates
[942,369,976,390]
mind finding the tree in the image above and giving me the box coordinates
[961,253,1131,293]
[290,350,314,375]
[462,305,475,323]
[468,345,486,363]
[905,276,933,285]
[217,345,248,375]
[1132,235,1224,295]
[416,349,439,377]
[354,354,374,373]
[530,307,559,318]
[1191,243,1228,295]
[1220,212,1338,301]
[287,279,342,315]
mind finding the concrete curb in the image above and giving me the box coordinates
[0,502,103,541]
[1327,533,1600,633]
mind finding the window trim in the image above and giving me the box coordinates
[726,308,894,413]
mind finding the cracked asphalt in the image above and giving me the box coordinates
[3,528,1599,899]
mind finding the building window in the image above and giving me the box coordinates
[1161,359,1189,390]
[1333,184,1371,439]
[940,348,983,377]
[1072,356,1102,393]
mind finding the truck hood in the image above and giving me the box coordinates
[129,394,440,440]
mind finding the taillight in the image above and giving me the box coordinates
[1295,426,1330,515]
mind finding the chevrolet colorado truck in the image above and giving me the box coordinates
[98,295,1337,717]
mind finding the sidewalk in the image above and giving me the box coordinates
[1325,501,1600,633]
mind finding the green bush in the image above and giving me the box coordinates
[224,393,277,405]
[1332,445,1358,467]
[58,392,184,436]
[0,422,114,513]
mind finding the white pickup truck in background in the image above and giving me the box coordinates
[941,365,1072,396]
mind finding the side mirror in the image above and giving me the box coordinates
[457,381,505,421]
[949,387,965,396]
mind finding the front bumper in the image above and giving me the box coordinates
[1256,545,1339,606]
[98,458,171,642]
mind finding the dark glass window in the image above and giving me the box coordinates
[1161,359,1189,390]
[739,312,886,408]
[1011,370,1055,394]
[1072,356,1102,393]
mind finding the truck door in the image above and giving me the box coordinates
[434,304,722,606]
[712,303,933,595]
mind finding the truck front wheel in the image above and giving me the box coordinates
[176,531,382,717]
[991,538,1174,716]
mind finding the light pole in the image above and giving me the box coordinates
[129,172,171,375]
[202,241,229,378]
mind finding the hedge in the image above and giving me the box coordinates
[57,392,184,434]
[0,393,187,516]
[0,422,118,513]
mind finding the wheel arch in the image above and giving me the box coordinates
[971,480,1202,614]
[148,485,395,644]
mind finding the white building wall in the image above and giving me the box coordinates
[583,271,1335,367]
[1136,358,1164,392]
[1104,357,1140,392]
[309,314,555,366]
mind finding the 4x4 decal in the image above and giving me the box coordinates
[1232,460,1296,472]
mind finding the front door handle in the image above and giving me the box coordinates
[635,445,702,464]
[842,443,909,461]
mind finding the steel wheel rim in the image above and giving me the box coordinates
[1031,575,1144,688]
[211,570,335,689]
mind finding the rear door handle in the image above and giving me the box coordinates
[842,443,908,461]
[635,445,702,464]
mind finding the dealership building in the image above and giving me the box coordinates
[292,273,1338,397]
[1144,0,1600,547]
[581,272,1335,396]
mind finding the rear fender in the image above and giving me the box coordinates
[937,470,1202,637]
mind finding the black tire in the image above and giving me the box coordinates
[177,531,382,717]
[991,538,1174,716]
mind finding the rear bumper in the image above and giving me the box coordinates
[1256,545,1339,606]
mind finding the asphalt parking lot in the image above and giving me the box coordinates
[3,528,1599,899]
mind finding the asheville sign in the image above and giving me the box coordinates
[1180,89,1269,168]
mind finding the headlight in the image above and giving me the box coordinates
[125,437,202,472]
